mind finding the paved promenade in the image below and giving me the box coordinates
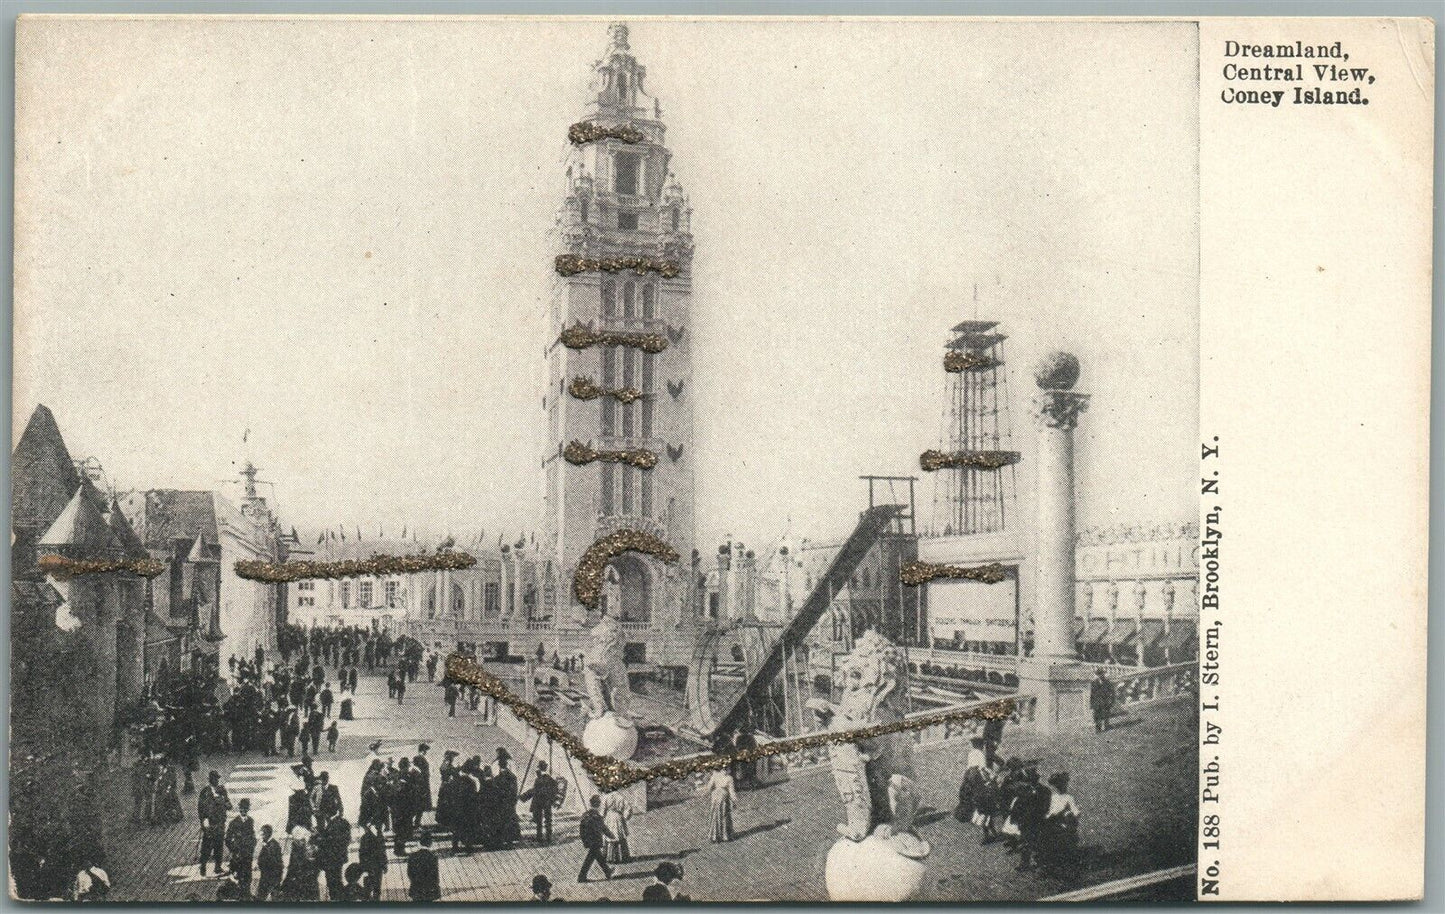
[104,668,1196,902]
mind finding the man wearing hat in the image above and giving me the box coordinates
[223,798,256,897]
[406,832,441,902]
[1013,767,1052,872]
[412,744,433,827]
[254,825,284,901]
[493,748,521,846]
[197,770,232,877]
[520,762,559,845]
[1089,667,1114,733]
[576,795,615,883]
[530,874,554,902]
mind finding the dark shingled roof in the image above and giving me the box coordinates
[119,490,221,552]
[39,488,119,550]
[11,405,79,536]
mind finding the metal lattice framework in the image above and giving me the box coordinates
[930,320,1019,536]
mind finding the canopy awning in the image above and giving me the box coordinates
[1081,619,1110,644]
[1163,620,1197,651]
[1137,619,1166,648]
[1107,619,1138,646]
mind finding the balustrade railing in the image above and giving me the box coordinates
[594,513,669,542]
[1110,661,1196,706]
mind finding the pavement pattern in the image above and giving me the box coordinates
[103,667,1197,902]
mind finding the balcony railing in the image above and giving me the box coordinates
[599,314,664,336]
[595,513,668,542]
[596,435,664,453]
[1111,661,1197,706]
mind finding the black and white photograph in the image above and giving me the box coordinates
[15,13,1371,903]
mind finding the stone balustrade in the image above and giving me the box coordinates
[1109,661,1197,706]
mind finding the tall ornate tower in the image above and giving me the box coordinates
[543,23,695,645]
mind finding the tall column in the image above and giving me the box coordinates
[1030,352,1089,662]
[1017,352,1091,733]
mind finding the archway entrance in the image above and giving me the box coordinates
[607,554,652,624]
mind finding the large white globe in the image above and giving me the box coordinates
[582,712,639,760]
[824,834,928,902]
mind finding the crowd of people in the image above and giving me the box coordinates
[953,728,1084,876]
[90,620,1104,902]
[154,623,699,903]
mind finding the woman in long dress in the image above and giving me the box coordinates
[706,769,736,843]
[602,792,632,863]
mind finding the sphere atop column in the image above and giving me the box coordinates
[1033,351,1081,390]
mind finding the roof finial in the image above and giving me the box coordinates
[608,22,630,52]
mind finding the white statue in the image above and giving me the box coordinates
[581,566,638,759]
[814,630,931,901]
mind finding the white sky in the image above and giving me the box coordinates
[14,18,1199,551]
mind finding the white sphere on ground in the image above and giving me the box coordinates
[824,834,928,902]
[582,712,638,759]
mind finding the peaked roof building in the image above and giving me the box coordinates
[11,404,82,573]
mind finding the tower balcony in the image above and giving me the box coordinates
[594,511,669,543]
[599,314,666,336]
[597,434,665,452]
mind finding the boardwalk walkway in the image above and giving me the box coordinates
[104,668,1196,902]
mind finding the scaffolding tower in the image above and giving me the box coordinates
[930,320,1019,536]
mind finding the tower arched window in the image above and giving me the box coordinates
[580,196,590,224]
[452,582,466,617]
[670,208,680,232]
[641,285,655,319]
[601,281,616,317]
[622,282,636,318]
[616,72,629,104]
[614,153,640,196]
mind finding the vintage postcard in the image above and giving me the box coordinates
[9,15,1432,903]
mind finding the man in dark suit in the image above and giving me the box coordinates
[493,748,521,846]
[316,813,352,901]
[1013,767,1053,872]
[254,825,284,901]
[1089,667,1115,732]
[223,798,257,897]
[358,821,388,900]
[391,758,418,855]
[576,795,614,883]
[520,762,559,845]
[412,744,433,827]
[406,832,441,902]
[314,770,344,822]
[197,771,232,877]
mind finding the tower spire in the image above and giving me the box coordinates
[544,21,697,654]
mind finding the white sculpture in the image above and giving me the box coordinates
[810,630,931,901]
[581,566,638,759]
